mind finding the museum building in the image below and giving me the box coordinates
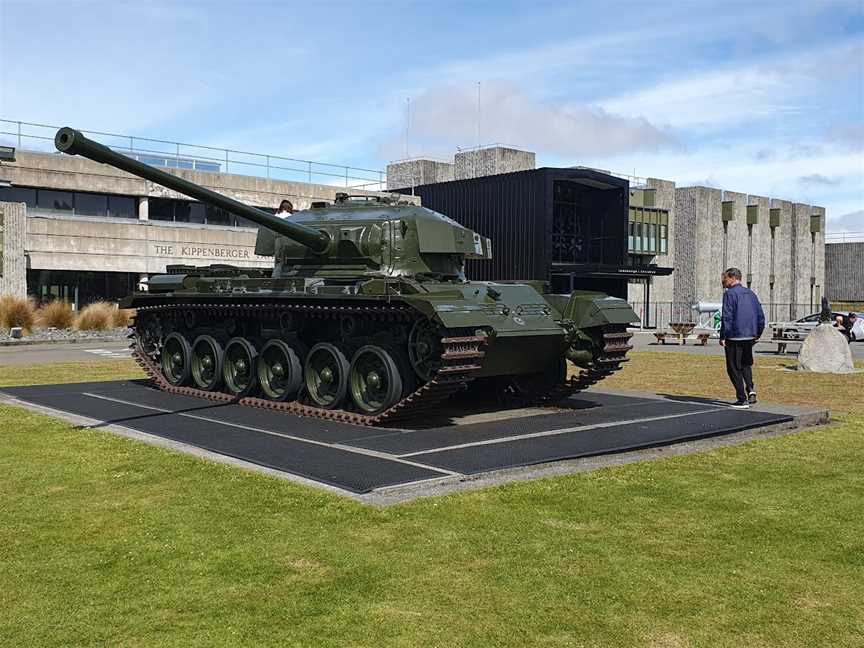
[0,147,399,308]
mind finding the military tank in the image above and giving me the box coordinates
[55,127,639,425]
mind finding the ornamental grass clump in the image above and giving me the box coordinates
[0,295,36,332]
[113,308,134,328]
[35,300,75,330]
[74,301,116,331]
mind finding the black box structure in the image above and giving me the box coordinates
[399,167,633,298]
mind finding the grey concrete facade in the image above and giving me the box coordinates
[454,147,535,180]
[386,159,454,191]
[0,202,26,297]
[386,146,535,190]
[826,242,864,302]
[632,184,825,326]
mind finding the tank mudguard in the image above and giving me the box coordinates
[561,291,640,328]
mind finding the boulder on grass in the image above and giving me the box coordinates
[798,323,854,374]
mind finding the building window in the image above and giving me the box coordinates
[149,197,268,227]
[628,205,669,256]
[0,186,137,219]
[0,186,37,207]
[37,189,74,212]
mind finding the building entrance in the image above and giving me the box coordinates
[27,270,138,309]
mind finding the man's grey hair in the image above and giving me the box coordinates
[723,267,742,280]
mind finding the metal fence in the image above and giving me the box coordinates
[630,301,827,331]
[0,118,387,191]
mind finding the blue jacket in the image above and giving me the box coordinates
[720,283,765,340]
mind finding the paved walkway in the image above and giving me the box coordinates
[629,330,864,361]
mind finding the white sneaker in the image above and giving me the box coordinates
[730,400,750,409]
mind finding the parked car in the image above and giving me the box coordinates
[772,312,864,341]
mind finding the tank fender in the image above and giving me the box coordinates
[562,291,640,328]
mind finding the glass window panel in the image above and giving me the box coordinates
[188,203,206,224]
[628,222,634,251]
[0,186,37,207]
[109,196,137,218]
[650,223,657,252]
[38,189,73,211]
[235,216,257,228]
[660,224,668,253]
[177,159,194,170]
[149,198,174,221]
[74,192,108,217]
[174,201,191,222]
[634,223,642,251]
[205,205,232,226]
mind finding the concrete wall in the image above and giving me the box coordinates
[826,242,864,302]
[745,195,771,301]
[386,159,454,190]
[4,151,404,211]
[454,147,535,180]
[690,186,725,302]
[0,202,27,297]
[26,213,270,274]
[768,199,794,315]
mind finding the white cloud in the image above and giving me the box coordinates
[379,82,677,161]
[598,41,863,130]
[827,209,864,233]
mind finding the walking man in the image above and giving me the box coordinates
[719,267,765,409]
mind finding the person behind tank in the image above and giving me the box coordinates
[719,267,766,409]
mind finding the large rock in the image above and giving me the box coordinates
[798,323,855,373]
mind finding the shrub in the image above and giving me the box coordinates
[113,307,134,328]
[36,300,75,329]
[0,295,36,332]
[75,301,116,331]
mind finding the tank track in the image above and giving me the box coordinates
[499,327,634,408]
[130,302,485,427]
[555,327,634,396]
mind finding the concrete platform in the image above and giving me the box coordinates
[0,380,828,505]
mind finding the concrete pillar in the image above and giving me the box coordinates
[386,160,454,190]
[454,147,535,180]
[768,199,793,321]
[745,195,771,303]
[138,196,149,221]
[0,201,27,298]
[792,203,813,317]
[811,206,826,311]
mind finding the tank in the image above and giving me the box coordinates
[55,127,639,425]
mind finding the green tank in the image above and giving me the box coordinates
[55,127,639,425]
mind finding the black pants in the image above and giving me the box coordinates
[724,339,755,402]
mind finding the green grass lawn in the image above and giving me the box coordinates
[1,355,862,647]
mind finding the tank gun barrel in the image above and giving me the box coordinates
[54,127,330,253]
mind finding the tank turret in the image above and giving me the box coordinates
[54,126,636,423]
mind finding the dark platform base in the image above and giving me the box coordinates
[0,381,792,493]
[1,380,798,496]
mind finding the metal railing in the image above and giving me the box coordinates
[0,118,387,191]
[629,301,829,331]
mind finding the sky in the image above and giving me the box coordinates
[0,0,862,233]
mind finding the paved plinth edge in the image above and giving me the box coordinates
[0,381,828,505]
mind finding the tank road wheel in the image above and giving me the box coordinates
[304,343,350,409]
[407,320,443,381]
[349,346,403,414]
[507,357,567,402]
[223,338,259,397]
[258,340,303,401]
[161,333,192,386]
[191,335,224,391]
